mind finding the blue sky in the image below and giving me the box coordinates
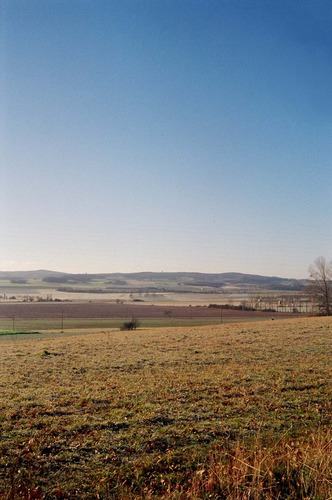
[1,0,331,278]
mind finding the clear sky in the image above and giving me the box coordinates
[1,0,331,278]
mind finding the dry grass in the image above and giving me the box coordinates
[0,317,331,498]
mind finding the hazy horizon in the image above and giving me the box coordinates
[1,1,331,280]
[0,267,307,281]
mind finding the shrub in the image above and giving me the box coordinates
[120,318,140,331]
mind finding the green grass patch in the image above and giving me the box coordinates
[0,330,41,335]
[0,315,276,333]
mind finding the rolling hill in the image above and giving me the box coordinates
[0,270,306,291]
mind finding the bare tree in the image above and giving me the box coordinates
[308,257,332,316]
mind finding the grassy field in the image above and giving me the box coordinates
[0,316,283,333]
[0,317,331,499]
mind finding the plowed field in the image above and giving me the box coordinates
[0,301,303,321]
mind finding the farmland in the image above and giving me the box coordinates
[0,301,304,333]
[0,270,310,313]
[0,316,331,498]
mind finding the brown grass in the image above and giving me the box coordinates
[0,316,331,498]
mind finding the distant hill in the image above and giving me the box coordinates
[0,270,306,291]
[0,270,64,280]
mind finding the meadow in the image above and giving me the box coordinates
[0,316,331,499]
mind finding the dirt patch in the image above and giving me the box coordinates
[0,300,304,321]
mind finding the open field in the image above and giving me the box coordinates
[0,289,310,309]
[0,271,310,311]
[0,316,331,498]
[0,302,305,333]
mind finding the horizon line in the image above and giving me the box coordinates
[0,268,307,280]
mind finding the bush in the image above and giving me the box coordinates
[120,318,140,331]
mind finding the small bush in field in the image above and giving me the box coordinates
[120,318,140,330]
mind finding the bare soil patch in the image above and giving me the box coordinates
[0,300,303,322]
